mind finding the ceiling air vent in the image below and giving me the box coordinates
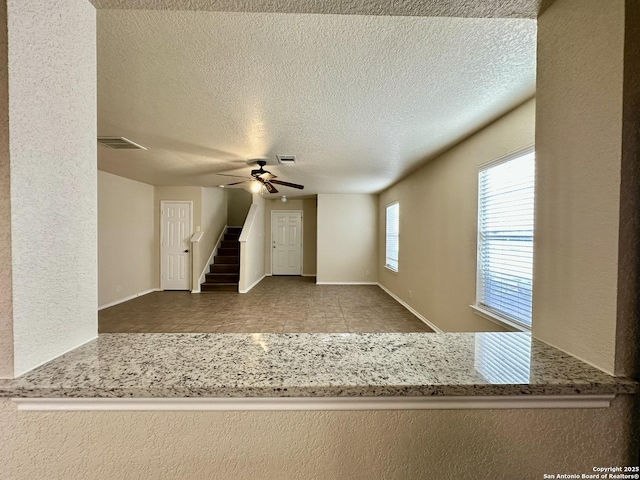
[276,155,296,164]
[98,137,147,150]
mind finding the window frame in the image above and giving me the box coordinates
[473,146,536,332]
[385,201,400,273]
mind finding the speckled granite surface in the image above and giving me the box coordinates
[0,333,636,398]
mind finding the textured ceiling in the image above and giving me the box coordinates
[90,0,555,19]
[97,11,536,196]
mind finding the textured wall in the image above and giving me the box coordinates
[8,0,97,376]
[378,99,535,332]
[533,0,625,374]
[0,396,637,479]
[0,1,12,379]
[98,171,155,307]
[317,194,378,284]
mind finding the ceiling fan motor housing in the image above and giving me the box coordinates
[251,160,269,177]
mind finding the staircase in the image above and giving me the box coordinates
[201,227,241,293]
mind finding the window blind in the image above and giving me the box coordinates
[477,149,535,328]
[385,202,399,272]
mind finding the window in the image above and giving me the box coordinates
[385,202,399,272]
[476,148,535,329]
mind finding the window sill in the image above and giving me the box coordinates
[384,265,398,274]
[469,305,530,332]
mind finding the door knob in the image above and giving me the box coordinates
[184,249,189,253]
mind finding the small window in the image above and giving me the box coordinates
[476,148,535,329]
[385,202,399,272]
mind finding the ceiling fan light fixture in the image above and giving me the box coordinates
[250,180,262,193]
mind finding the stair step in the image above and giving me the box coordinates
[224,234,240,242]
[205,273,239,283]
[215,255,239,264]
[201,283,238,293]
[211,264,239,273]
[221,240,239,249]
[218,247,239,256]
[227,227,242,234]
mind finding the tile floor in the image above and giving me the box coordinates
[99,276,434,334]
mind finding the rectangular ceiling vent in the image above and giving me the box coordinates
[98,137,147,150]
[276,155,296,164]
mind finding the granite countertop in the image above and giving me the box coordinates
[0,332,636,398]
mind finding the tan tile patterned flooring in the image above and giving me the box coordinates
[99,276,434,334]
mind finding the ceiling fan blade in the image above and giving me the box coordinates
[264,182,279,194]
[217,173,249,178]
[270,179,304,190]
[258,172,277,181]
[225,180,249,186]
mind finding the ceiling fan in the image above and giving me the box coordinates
[221,160,304,194]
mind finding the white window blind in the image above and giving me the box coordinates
[477,149,535,328]
[385,202,399,272]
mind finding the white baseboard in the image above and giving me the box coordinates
[13,395,615,411]
[301,274,316,277]
[98,289,160,311]
[377,283,443,333]
[239,274,266,294]
[315,281,378,285]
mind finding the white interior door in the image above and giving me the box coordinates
[161,201,192,290]
[272,211,302,275]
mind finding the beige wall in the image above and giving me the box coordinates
[8,0,97,376]
[227,188,252,227]
[302,197,317,276]
[98,172,155,307]
[317,194,378,284]
[378,99,535,332]
[0,1,12,379]
[199,187,228,278]
[1,396,637,479]
[533,0,625,374]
